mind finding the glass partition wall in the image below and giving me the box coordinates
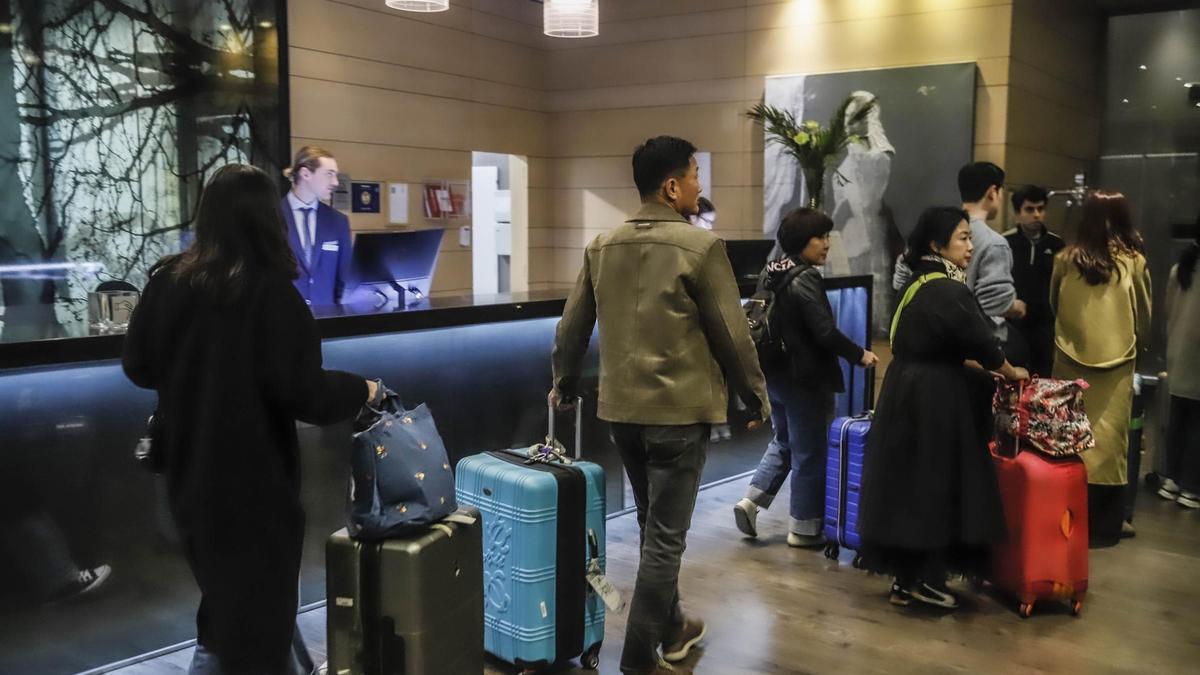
[0,0,287,343]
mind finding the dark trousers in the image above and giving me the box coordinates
[180,512,306,674]
[890,548,947,587]
[1163,395,1200,493]
[610,423,708,674]
[189,628,314,675]
[1088,484,1125,546]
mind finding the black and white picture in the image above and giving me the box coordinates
[762,63,976,332]
[0,0,286,341]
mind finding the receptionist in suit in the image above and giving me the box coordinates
[281,146,355,305]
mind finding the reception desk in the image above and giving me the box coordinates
[0,279,872,674]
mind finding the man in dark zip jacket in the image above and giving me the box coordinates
[1004,185,1064,376]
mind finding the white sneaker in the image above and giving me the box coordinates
[1158,478,1181,501]
[1178,491,1200,509]
[786,532,825,548]
[733,498,758,538]
[718,425,733,441]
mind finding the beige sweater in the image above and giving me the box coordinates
[1166,264,1200,400]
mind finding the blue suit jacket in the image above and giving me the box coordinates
[281,198,355,306]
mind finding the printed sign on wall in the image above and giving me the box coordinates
[351,181,381,213]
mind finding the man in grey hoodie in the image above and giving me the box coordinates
[893,161,1026,358]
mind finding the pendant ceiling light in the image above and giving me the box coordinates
[385,0,449,12]
[544,0,598,39]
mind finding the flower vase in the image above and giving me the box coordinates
[802,165,826,213]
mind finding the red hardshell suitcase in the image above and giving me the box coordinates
[990,446,1089,618]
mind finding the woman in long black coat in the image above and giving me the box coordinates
[123,164,374,673]
[859,206,1028,610]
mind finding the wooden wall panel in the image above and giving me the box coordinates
[289,0,1103,288]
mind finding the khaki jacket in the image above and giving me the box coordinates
[552,202,770,425]
[1050,251,1152,369]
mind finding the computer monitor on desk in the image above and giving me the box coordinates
[352,229,444,307]
[724,239,775,297]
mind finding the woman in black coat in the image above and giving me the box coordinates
[123,164,374,673]
[733,209,879,547]
[859,206,1027,610]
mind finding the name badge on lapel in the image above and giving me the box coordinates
[321,241,339,252]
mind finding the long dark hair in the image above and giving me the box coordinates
[155,164,297,299]
[904,206,969,268]
[1179,212,1199,291]
[1063,191,1144,286]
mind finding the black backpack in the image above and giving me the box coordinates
[744,265,804,369]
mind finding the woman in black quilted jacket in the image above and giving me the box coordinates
[733,209,879,547]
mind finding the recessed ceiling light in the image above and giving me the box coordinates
[1122,98,1130,103]
[1187,83,1195,88]
[258,21,273,28]
[1139,64,1148,70]
[1177,77,1184,81]
[220,23,232,31]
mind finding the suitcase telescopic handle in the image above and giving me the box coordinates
[548,395,584,460]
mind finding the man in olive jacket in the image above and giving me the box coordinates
[551,136,770,675]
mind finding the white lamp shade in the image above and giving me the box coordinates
[385,0,449,12]
[544,0,598,39]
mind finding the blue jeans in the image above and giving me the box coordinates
[747,374,834,536]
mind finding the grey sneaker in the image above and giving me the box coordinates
[1178,491,1200,509]
[786,532,825,548]
[622,657,682,674]
[733,498,758,538]
[662,617,707,663]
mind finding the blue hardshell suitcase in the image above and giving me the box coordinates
[823,413,872,567]
[455,402,606,671]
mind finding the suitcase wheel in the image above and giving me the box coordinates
[1019,602,1034,619]
[851,553,864,570]
[1071,600,1083,616]
[581,643,602,670]
[824,543,839,560]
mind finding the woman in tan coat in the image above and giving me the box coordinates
[1051,191,1151,548]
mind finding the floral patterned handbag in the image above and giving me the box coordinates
[993,377,1096,457]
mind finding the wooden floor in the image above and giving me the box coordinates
[112,473,1200,675]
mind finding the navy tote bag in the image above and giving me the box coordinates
[347,387,456,539]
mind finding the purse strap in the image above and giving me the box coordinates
[889,272,947,346]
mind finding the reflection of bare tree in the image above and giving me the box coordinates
[0,0,281,338]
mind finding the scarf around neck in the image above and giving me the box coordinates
[919,254,967,283]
